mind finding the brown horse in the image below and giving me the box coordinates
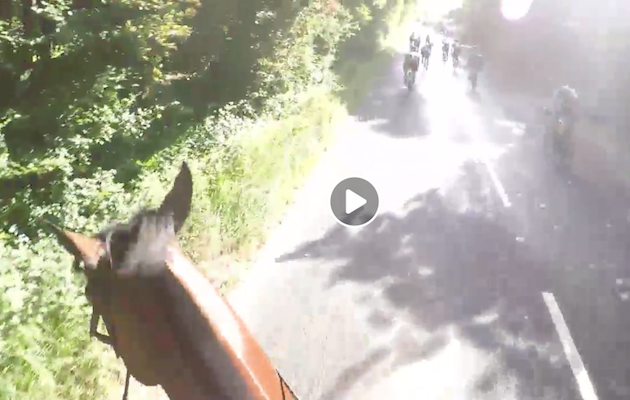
[49,162,299,400]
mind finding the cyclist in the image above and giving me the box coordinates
[548,85,579,134]
[420,43,431,69]
[467,50,484,90]
[403,50,420,84]
[409,31,421,52]
[452,40,461,67]
[545,85,580,161]
[551,85,579,120]
[442,40,450,61]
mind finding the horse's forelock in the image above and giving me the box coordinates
[98,209,176,277]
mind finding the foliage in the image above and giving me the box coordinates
[0,237,120,400]
[0,0,419,397]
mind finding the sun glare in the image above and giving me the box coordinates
[501,0,533,21]
[423,0,463,20]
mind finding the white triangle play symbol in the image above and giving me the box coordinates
[345,189,367,215]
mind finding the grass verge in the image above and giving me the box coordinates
[180,87,345,291]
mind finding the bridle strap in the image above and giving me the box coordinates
[102,230,132,400]
[74,231,132,400]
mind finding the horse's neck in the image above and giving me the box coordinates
[163,247,292,400]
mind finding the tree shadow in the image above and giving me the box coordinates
[275,161,593,399]
[276,132,630,399]
[351,63,430,139]
[466,88,482,102]
[317,346,391,400]
[332,0,423,118]
[332,31,395,114]
[335,47,434,140]
[487,124,630,400]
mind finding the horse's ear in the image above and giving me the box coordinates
[158,161,193,233]
[46,222,104,269]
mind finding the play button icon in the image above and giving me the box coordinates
[331,177,379,227]
[345,189,367,214]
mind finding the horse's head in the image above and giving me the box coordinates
[49,162,192,278]
[46,161,299,400]
[46,162,194,390]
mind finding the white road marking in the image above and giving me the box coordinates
[483,160,512,207]
[542,292,599,400]
[452,77,511,209]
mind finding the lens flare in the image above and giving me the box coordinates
[501,0,533,20]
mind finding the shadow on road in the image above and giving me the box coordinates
[491,133,630,400]
[351,54,432,139]
[275,37,630,398]
[277,129,630,398]
[276,160,581,399]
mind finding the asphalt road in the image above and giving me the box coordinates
[228,47,630,400]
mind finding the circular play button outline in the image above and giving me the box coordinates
[330,177,380,227]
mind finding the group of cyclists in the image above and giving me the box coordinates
[402,28,581,167]
[406,33,438,70]
[439,40,459,64]
[403,31,483,90]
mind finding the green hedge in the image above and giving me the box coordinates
[0,0,419,398]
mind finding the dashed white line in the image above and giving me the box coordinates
[482,160,512,208]
[542,292,599,400]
